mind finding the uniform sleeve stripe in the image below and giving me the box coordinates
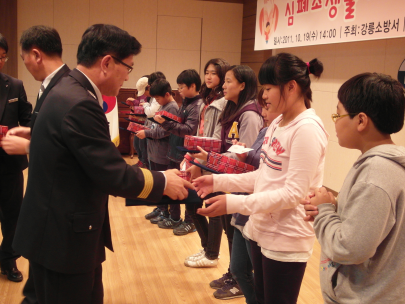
[138,169,154,199]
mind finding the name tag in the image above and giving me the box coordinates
[8,98,18,103]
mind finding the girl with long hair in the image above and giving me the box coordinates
[194,53,328,304]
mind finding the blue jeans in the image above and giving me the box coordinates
[133,137,148,166]
[231,228,257,304]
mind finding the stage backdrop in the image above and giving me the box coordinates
[255,0,405,50]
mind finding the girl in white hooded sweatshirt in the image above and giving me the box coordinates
[194,53,329,304]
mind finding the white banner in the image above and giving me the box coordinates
[255,0,405,50]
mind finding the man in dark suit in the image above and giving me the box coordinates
[1,26,70,155]
[12,24,192,304]
[0,33,32,282]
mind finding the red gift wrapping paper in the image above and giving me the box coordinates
[156,111,182,123]
[207,152,255,174]
[125,99,140,107]
[179,171,191,181]
[127,122,150,133]
[119,110,133,115]
[132,106,145,115]
[184,135,222,153]
[126,116,146,124]
[0,125,8,140]
[183,154,194,169]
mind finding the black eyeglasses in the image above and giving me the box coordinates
[0,56,9,63]
[111,55,133,74]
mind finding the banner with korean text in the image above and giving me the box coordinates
[255,0,405,50]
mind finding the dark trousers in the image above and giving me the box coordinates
[0,171,23,269]
[250,240,306,304]
[133,136,148,166]
[22,261,103,304]
[221,214,234,259]
[149,161,168,212]
[166,161,192,223]
[231,229,257,304]
[186,202,222,259]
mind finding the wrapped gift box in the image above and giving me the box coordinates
[125,116,146,124]
[207,152,255,174]
[184,135,222,153]
[125,99,140,107]
[119,110,133,115]
[0,125,8,140]
[183,154,195,169]
[178,171,191,182]
[132,106,145,115]
[156,111,182,123]
[127,122,150,133]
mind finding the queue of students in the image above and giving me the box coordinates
[129,52,405,304]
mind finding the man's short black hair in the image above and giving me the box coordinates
[148,71,166,86]
[20,25,62,57]
[77,24,141,68]
[177,69,201,91]
[338,72,405,134]
[149,78,172,98]
[0,33,8,53]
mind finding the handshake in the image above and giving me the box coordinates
[162,169,195,201]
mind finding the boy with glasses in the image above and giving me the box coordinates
[303,72,405,304]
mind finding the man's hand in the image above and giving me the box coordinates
[163,169,195,200]
[7,126,31,139]
[154,115,165,124]
[0,136,30,155]
[190,146,208,162]
[197,195,227,217]
[193,175,214,198]
[136,130,146,139]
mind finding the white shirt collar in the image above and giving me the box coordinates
[42,64,65,90]
[76,69,104,108]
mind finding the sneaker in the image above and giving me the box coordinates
[145,208,161,220]
[173,222,196,236]
[150,211,169,224]
[185,249,205,262]
[158,217,183,229]
[209,271,233,289]
[185,255,218,268]
[213,279,244,300]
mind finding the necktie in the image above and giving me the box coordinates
[38,83,45,100]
